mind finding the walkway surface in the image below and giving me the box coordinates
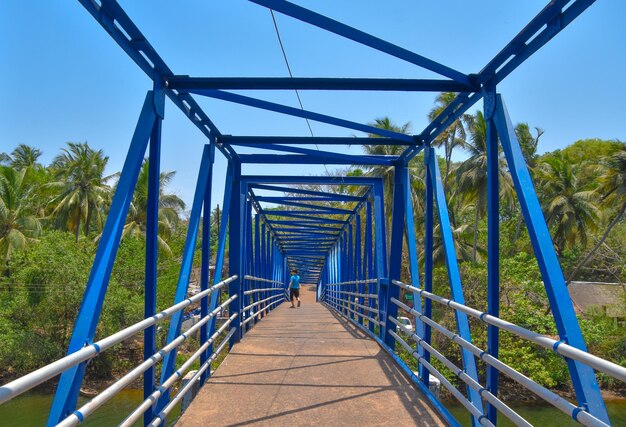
[178,286,445,427]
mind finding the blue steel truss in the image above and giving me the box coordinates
[4,0,615,425]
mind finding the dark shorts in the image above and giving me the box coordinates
[290,288,300,300]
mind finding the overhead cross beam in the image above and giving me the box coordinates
[185,89,418,143]
[168,76,474,92]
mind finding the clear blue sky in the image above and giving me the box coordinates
[1,1,625,210]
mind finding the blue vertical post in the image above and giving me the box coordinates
[384,165,406,348]
[228,160,243,345]
[143,82,164,427]
[242,199,252,333]
[253,214,261,325]
[420,148,434,386]
[355,213,364,325]
[427,147,483,424]
[494,94,609,423]
[373,181,388,340]
[204,164,234,376]
[260,222,267,317]
[47,91,157,426]
[199,143,215,385]
[348,223,354,319]
[484,88,500,424]
[403,166,425,367]
[365,201,375,333]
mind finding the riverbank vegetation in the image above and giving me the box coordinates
[0,93,624,400]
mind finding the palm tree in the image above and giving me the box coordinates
[428,223,479,267]
[538,155,600,257]
[362,117,413,238]
[116,160,185,255]
[48,142,111,241]
[428,92,468,193]
[362,117,411,199]
[456,111,514,262]
[8,144,43,170]
[0,166,42,272]
[567,146,626,282]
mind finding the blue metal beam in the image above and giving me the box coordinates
[239,153,395,165]
[235,142,397,164]
[187,89,416,142]
[402,0,596,163]
[76,0,237,161]
[143,82,164,427]
[249,0,474,86]
[47,91,157,426]
[427,146,483,423]
[243,175,382,186]
[169,76,474,92]
[484,88,499,425]
[157,144,214,411]
[221,136,410,146]
[250,183,369,201]
[494,94,608,423]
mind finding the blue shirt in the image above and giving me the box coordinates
[289,275,300,289]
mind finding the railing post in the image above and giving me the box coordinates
[373,180,387,339]
[199,142,215,386]
[494,94,609,423]
[484,87,500,424]
[355,213,364,325]
[254,214,261,324]
[204,163,234,380]
[365,200,375,333]
[402,162,425,372]
[143,80,165,427]
[47,91,158,426]
[228,160,243,345]
[420,148,434,386]
[384,165,406,348]
[348,223,355,320]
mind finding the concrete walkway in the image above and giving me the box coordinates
[178,286,445,427]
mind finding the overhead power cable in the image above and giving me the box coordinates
[269,9,330,175]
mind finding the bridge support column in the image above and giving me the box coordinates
[402,162,425,376]
[144,81,165,426]
[484,87,500,425]
[494,94,609,423]
[229,160,243,345]
[384,165,406,348]
[420,150,434,387]
[199,142,216,386]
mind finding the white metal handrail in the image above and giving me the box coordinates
[57,296,238,427]
[389,316,531,427]
[243,287,284,295]
[391,279,626,383]
[148,327,236,426]
[119,314,238,427]
[390,297,607,427]
[244,275,282,285]
[0,275,238,405]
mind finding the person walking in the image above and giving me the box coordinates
[289,269,301,308]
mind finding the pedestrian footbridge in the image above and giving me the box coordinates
[1,1,625,426]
